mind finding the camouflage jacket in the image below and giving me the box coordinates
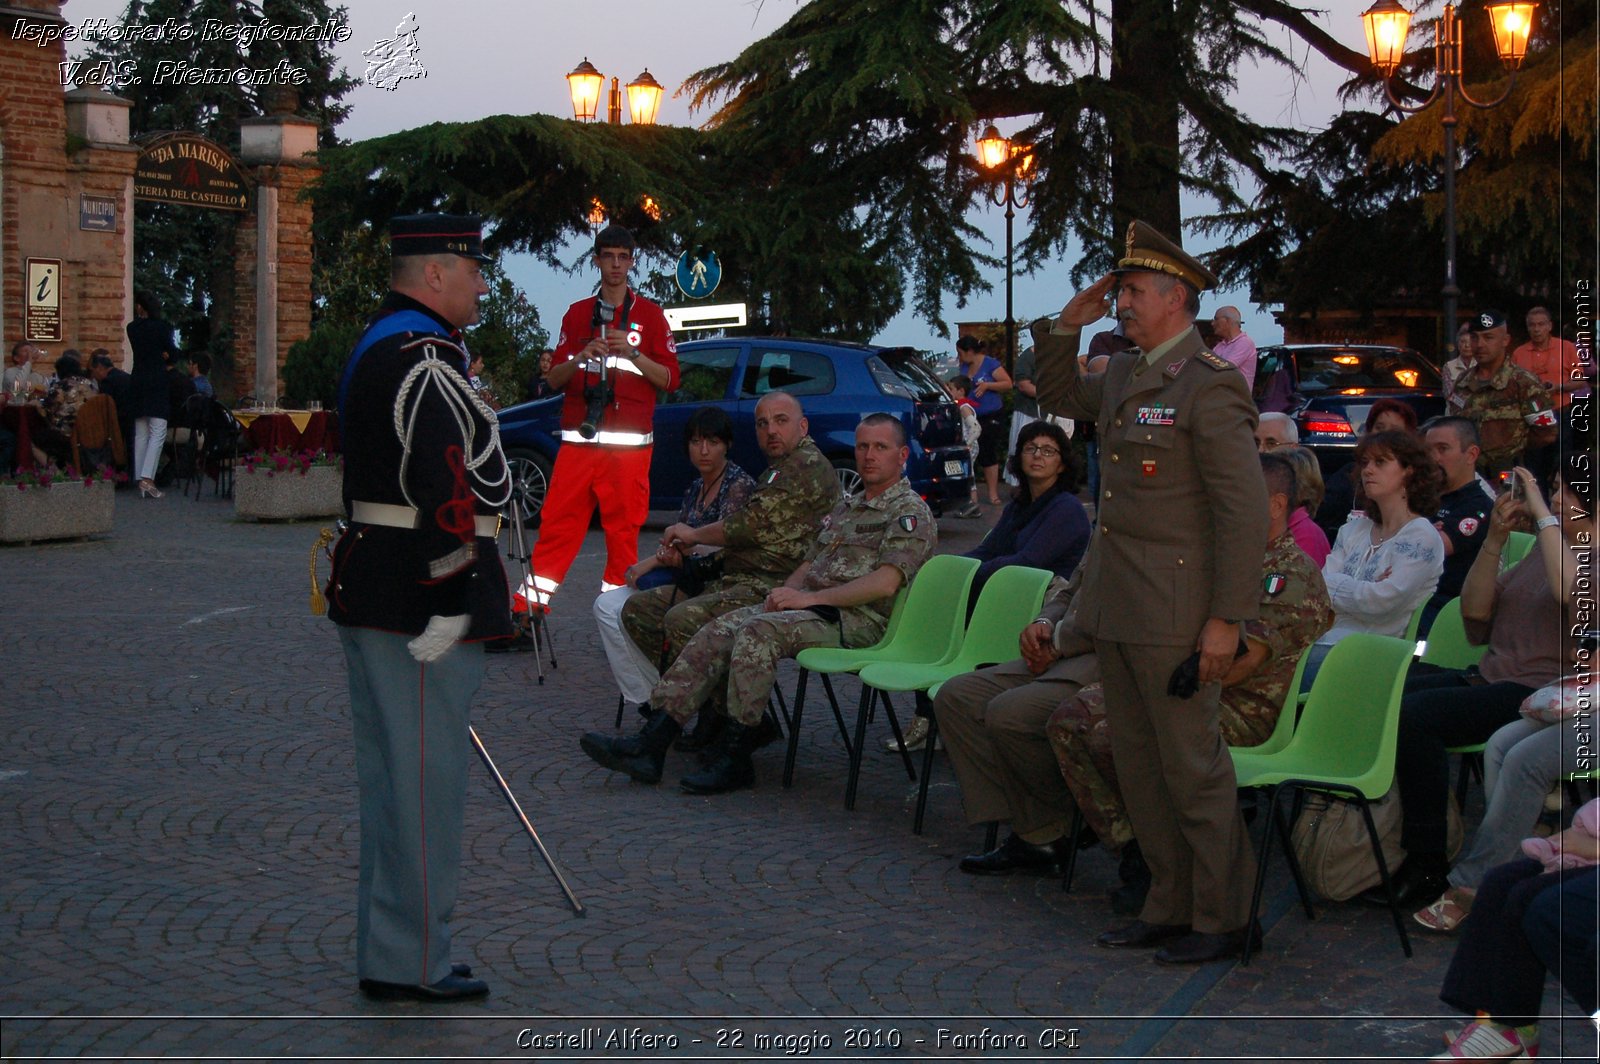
[804,477,936,646]
[1221,530,1334,747]
[720,436,841,583]
[1446,360,1555,474]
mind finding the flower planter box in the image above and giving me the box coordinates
[235,464,343,521]
[0,479,115,544]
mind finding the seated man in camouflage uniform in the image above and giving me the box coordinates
[619,390,838,741]
[581,414,936,795]
[1048,453,1333,914]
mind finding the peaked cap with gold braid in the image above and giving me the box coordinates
[1112,220,1219,292]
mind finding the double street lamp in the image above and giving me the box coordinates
[566,58,664,125]
[975,124,1035,375]
[1359,1,1538,357]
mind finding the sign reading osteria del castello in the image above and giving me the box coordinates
[134,133,250,211]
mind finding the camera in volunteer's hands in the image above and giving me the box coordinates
[578,297,620,440]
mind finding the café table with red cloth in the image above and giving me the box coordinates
[236,409,340,454]
[1,400,49,472]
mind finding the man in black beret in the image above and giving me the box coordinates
[326,212,512,1002]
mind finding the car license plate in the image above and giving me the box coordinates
[945,459,968,477]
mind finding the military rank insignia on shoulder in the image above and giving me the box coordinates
[1196,350,1234,371]
[1264,573,1286,596]
[899,515,918,532]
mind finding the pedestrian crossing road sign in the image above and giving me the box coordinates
[676,249,722,299]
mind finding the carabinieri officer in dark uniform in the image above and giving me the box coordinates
[327,213,512,1002]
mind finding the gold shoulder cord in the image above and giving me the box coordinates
[309,526,337,615]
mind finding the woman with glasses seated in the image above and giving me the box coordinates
[890,419,1090,752]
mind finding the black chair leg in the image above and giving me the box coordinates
[913,709,939,835]
[878,692,917,782]
[1273,792,1316,920]
[846,685,875,810]
[1358,795,1414,958]
[1242,784,1284,967]
[614,695,625,731]
[783,669,809,788]
[820,673,852,752]
[1061,806,1085,892]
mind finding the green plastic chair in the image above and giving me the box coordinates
[1419,597,1487,670]
[783,554,979,789]
[1229,633,1417,964]
[855,565,1054,825]
[1402,600,1428,643]
[1501,530,1535,570]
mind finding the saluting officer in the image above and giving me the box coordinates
[327,213,512,1002]
[1033,221,1269,964]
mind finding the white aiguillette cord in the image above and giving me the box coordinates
[393,342,512,512]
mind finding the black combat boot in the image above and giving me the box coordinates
[679,719,760,795]
[579,712,682,784]
[673,711,725,753]
[1109,840,1152,917]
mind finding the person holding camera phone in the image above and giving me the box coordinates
[524,225,679,613]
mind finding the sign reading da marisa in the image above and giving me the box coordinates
[135,134,249,211]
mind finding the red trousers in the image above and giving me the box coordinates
[530,443,651,598]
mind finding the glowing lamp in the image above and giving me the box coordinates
[1486,2,1538,69]
[626,69,664,125]
[1361,0,1412,77]
[976,125,1010,170]
[567,58,603,122]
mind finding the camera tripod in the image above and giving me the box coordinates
[498,496,558,682]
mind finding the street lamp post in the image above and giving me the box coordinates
[976,125,1033,376]
[1359,1,1538,358]
[566,58,664,125]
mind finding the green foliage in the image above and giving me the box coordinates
[281,318,360,408]
[469,261,549,408]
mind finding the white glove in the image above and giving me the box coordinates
[407,614,470,664]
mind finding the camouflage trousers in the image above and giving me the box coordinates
[621,577,773,676]
[1048,684,1275,853]
[651,603,850,726]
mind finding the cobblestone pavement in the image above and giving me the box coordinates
[2,488,1594,1062]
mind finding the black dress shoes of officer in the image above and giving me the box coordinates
[1095,920,1192,949]
[579,712,683,784]
[1153,921,1262,965]
[959,833,1073,876]
[359,971,489,1002]
[680,720,760,795]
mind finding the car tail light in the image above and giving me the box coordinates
[1303,414,1354,436]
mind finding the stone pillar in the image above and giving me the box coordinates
[235,114,320,403]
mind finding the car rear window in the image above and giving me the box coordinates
[1288,348,1441,392]
[870,348,946,402]
[741,349,836,397]
[668,345,739,404]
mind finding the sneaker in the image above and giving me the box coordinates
[951,502,982,519]
[1433,1015,1536,1060]
[882,715,940,753]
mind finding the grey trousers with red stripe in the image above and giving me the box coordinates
[340,626,483,986]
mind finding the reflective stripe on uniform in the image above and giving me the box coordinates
[558,429,654,446]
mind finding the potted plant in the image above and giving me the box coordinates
[0,466,119,544]
[234,449,344,521]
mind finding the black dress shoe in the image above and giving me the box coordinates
[359,972,489,1002]
[1095,920,1191,949]
[1154,922,1262,965]
[959,833,1071,876]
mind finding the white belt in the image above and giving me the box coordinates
[559,429,653,446]
[573,355,646,377]
[351,500,501,537]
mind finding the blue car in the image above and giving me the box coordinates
[496,337,975,523]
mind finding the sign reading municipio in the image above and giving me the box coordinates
[25,259,63,342]
[134,133,249,212]
[80,195,117,232]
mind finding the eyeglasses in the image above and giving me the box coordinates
[1020,445,1061,458]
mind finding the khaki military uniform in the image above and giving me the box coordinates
[1048,530,1333,849]
[1034,319,1268,934]
[621,436,839,670]
[651,479,934,727]
[1446,360,1555,476]
[935,572,1099,844]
